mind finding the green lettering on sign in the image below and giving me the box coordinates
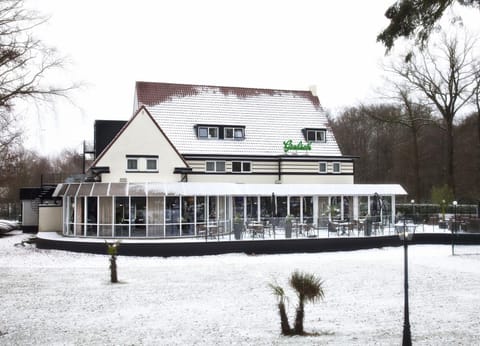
[283,140,312,153]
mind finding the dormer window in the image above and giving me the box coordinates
[305,129,326,142]
[198,126,218,139]
[196,124,245,140]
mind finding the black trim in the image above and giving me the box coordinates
[125,170,159,173]
[126,155,159,158]
[188,171,353,176]
[184,154,357,162]
[174,167,193,174]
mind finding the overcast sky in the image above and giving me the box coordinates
[20,0,479,155]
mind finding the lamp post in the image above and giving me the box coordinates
[410,199,415,223]
[452,200,457,256]
[399,224,413,346]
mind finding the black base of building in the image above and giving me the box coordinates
[34,233,480,257]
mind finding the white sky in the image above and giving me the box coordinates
[19,0,479,155]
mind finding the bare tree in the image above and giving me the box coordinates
[365,87,435,200]
[0,0,74,158]
[386,33,480,196]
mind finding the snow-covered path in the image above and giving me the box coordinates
[1,233,479,345]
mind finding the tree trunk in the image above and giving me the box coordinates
[446,120,456,196]
[110,255,118,283]
[412,127,420,201]
[278,302,291,335]
[294,298,305,335]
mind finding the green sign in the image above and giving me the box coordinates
[283,139,312,153]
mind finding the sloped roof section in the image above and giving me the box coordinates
[134,81,341,157]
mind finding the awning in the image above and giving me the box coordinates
[53,182,407,197]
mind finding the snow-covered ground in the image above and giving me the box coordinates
[1,232,479,345]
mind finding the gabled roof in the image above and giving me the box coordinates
[134,81,342,157]
[91,106,188,168]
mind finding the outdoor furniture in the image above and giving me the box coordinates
[328,221,338,237]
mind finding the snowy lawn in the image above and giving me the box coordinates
[1,232,479,345]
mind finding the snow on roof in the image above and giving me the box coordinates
[134,81,342,157]
[54,182,407,197]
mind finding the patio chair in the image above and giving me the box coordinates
[328,221,338,237]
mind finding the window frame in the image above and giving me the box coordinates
[306,129,326,142]
[205,160,226,172]
[126,158,138,171]
[232,161,252,173]
[224,127,245,140]
[333,162,341,174]
[319,161,327,173]
[146,158,158,171]
[198,126,219,139]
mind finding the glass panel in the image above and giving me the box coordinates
[343,196,353,221]
[225,128,233,138]
[233,196,244,221]
[99,197,113,237]
[317,130,325,141]
[78,183,93,196]
[246,196,258,221]
[147,196,164,237]
[110,183,127,196]
[330,196,341,220]
[129,183,146,196]
[196,196,206,223]
[86,197,97,236]
[165,196,180,236]
[127,159,138,170]
[206,162,214,172]
[277,197,287,218]
[218,196,226,235]
[381,196,392,224]
[114,197,129,237]
[208,127,218,138]
[68,197,75,235]
[242,162,251,172]
[208,196,217,222]
[359,196,369,218]
[131,197,146,237]
[216,161,225,172]
[260,196,272,220]
[232,161,241,172]
[75,197,84,236]
[147,159,157,170]
[198,127,208,138]
[92,183,109,196]
[65,184,80,197]
[319,162,327,173]
[307,131,315,141]
[303,196,313,224]
[234,128,243,138]
[182,196,195,236]
[333,162,341,173]
[317,197,329,227]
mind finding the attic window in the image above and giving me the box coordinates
[304,128,326,142]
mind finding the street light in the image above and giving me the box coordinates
[410,199,415,223]
[452,200,458,256]
[399,224,414,346]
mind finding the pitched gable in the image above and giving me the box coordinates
[93,107,188,183]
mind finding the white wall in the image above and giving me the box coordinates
[38,205,62,232]
[96,108,187,183]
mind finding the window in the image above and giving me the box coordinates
[206,161,226,172]
[333,162,341,173]
[319,162,327,173]
[225,127,245,140]
[127,159,138,170]
[198,126,218,139]
[232,161,251,173]
[146,159,157,170]
[306,129,326,142]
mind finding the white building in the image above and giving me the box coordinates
[52,82,406,238]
